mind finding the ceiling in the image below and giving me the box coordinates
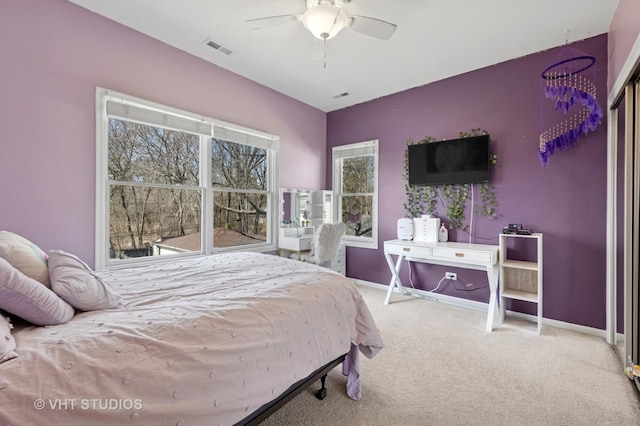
[67,0,618,112]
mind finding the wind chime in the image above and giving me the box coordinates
[538,42,603,167]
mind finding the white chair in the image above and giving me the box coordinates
[300,222,347,268]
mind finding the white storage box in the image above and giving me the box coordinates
[413,216,440,242]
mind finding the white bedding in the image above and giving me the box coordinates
[0,252,383,426]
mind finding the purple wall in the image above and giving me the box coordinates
[0,0,326,266]
[327,35,609,329]
[608,0,640,92]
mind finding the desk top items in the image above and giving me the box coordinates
[397,218,413,240]
[413,215,440,242]
[438,223,448,242]
[397,215,448,242]
[501,223,534,235]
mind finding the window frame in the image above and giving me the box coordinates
[95,88,279,269]
[332,140,379,249]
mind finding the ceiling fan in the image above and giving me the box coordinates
[246,0,397,41]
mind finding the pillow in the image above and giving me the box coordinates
[48,250,122,311]
[0,257,74,326]
[0,231,50,287]
[0,314,19,364]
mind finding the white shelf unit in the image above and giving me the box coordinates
[498,233,543,334]
[305,190,333,228]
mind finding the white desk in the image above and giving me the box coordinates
[278,227,314,259]
[383,239,500,332]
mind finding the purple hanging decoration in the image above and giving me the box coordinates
[538,47,603,167]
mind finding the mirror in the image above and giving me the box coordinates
[280,188,333,228]
[280,188,310,227]
[282,190,293,223]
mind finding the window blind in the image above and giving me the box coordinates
[106,99,212,137]
[213,123,278,151]
[332,140,377,159]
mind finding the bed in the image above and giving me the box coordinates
[0,251,384,425]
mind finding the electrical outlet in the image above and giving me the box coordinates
[445,272,457,280]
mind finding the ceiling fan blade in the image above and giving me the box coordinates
[246,14,301,30]
[347,15,397,40]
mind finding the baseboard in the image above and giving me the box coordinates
[353,278,611,340]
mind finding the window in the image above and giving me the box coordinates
[96,88,278,268]
[332,140,378,249]
[210,126,274,249]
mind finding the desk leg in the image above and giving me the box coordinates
[485,265,499,332]
[384,253,406,305]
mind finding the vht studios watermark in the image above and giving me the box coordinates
[33,398,143,411]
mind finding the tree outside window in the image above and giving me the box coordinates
[108,119,202,259]
[98,89,278,266]
[211,138,268,247]
[333,141,378,249]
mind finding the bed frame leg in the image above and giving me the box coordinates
[315,374,328,400]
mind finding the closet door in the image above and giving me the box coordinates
[623,78,640,380]
[608,44,640,393]
[632,80,640,367]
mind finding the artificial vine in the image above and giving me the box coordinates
[440,184,468,230]
[476,181,498,219]
[404,128,498,230]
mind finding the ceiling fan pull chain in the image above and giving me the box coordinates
[323,36,328,68]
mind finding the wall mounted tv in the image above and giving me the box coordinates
[408,134,491,186]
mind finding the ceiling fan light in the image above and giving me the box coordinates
[302,5,348,40]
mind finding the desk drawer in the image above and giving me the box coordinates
[431,247,492,264]
[298,238,312,251]
[279,236,312,251]
[385,244,431,258]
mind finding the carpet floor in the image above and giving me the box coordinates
[261,284,640,425]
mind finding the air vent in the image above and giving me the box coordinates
[203,39,232,55]
[332,92,350,99]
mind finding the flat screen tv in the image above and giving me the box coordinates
[408,134,490,186]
